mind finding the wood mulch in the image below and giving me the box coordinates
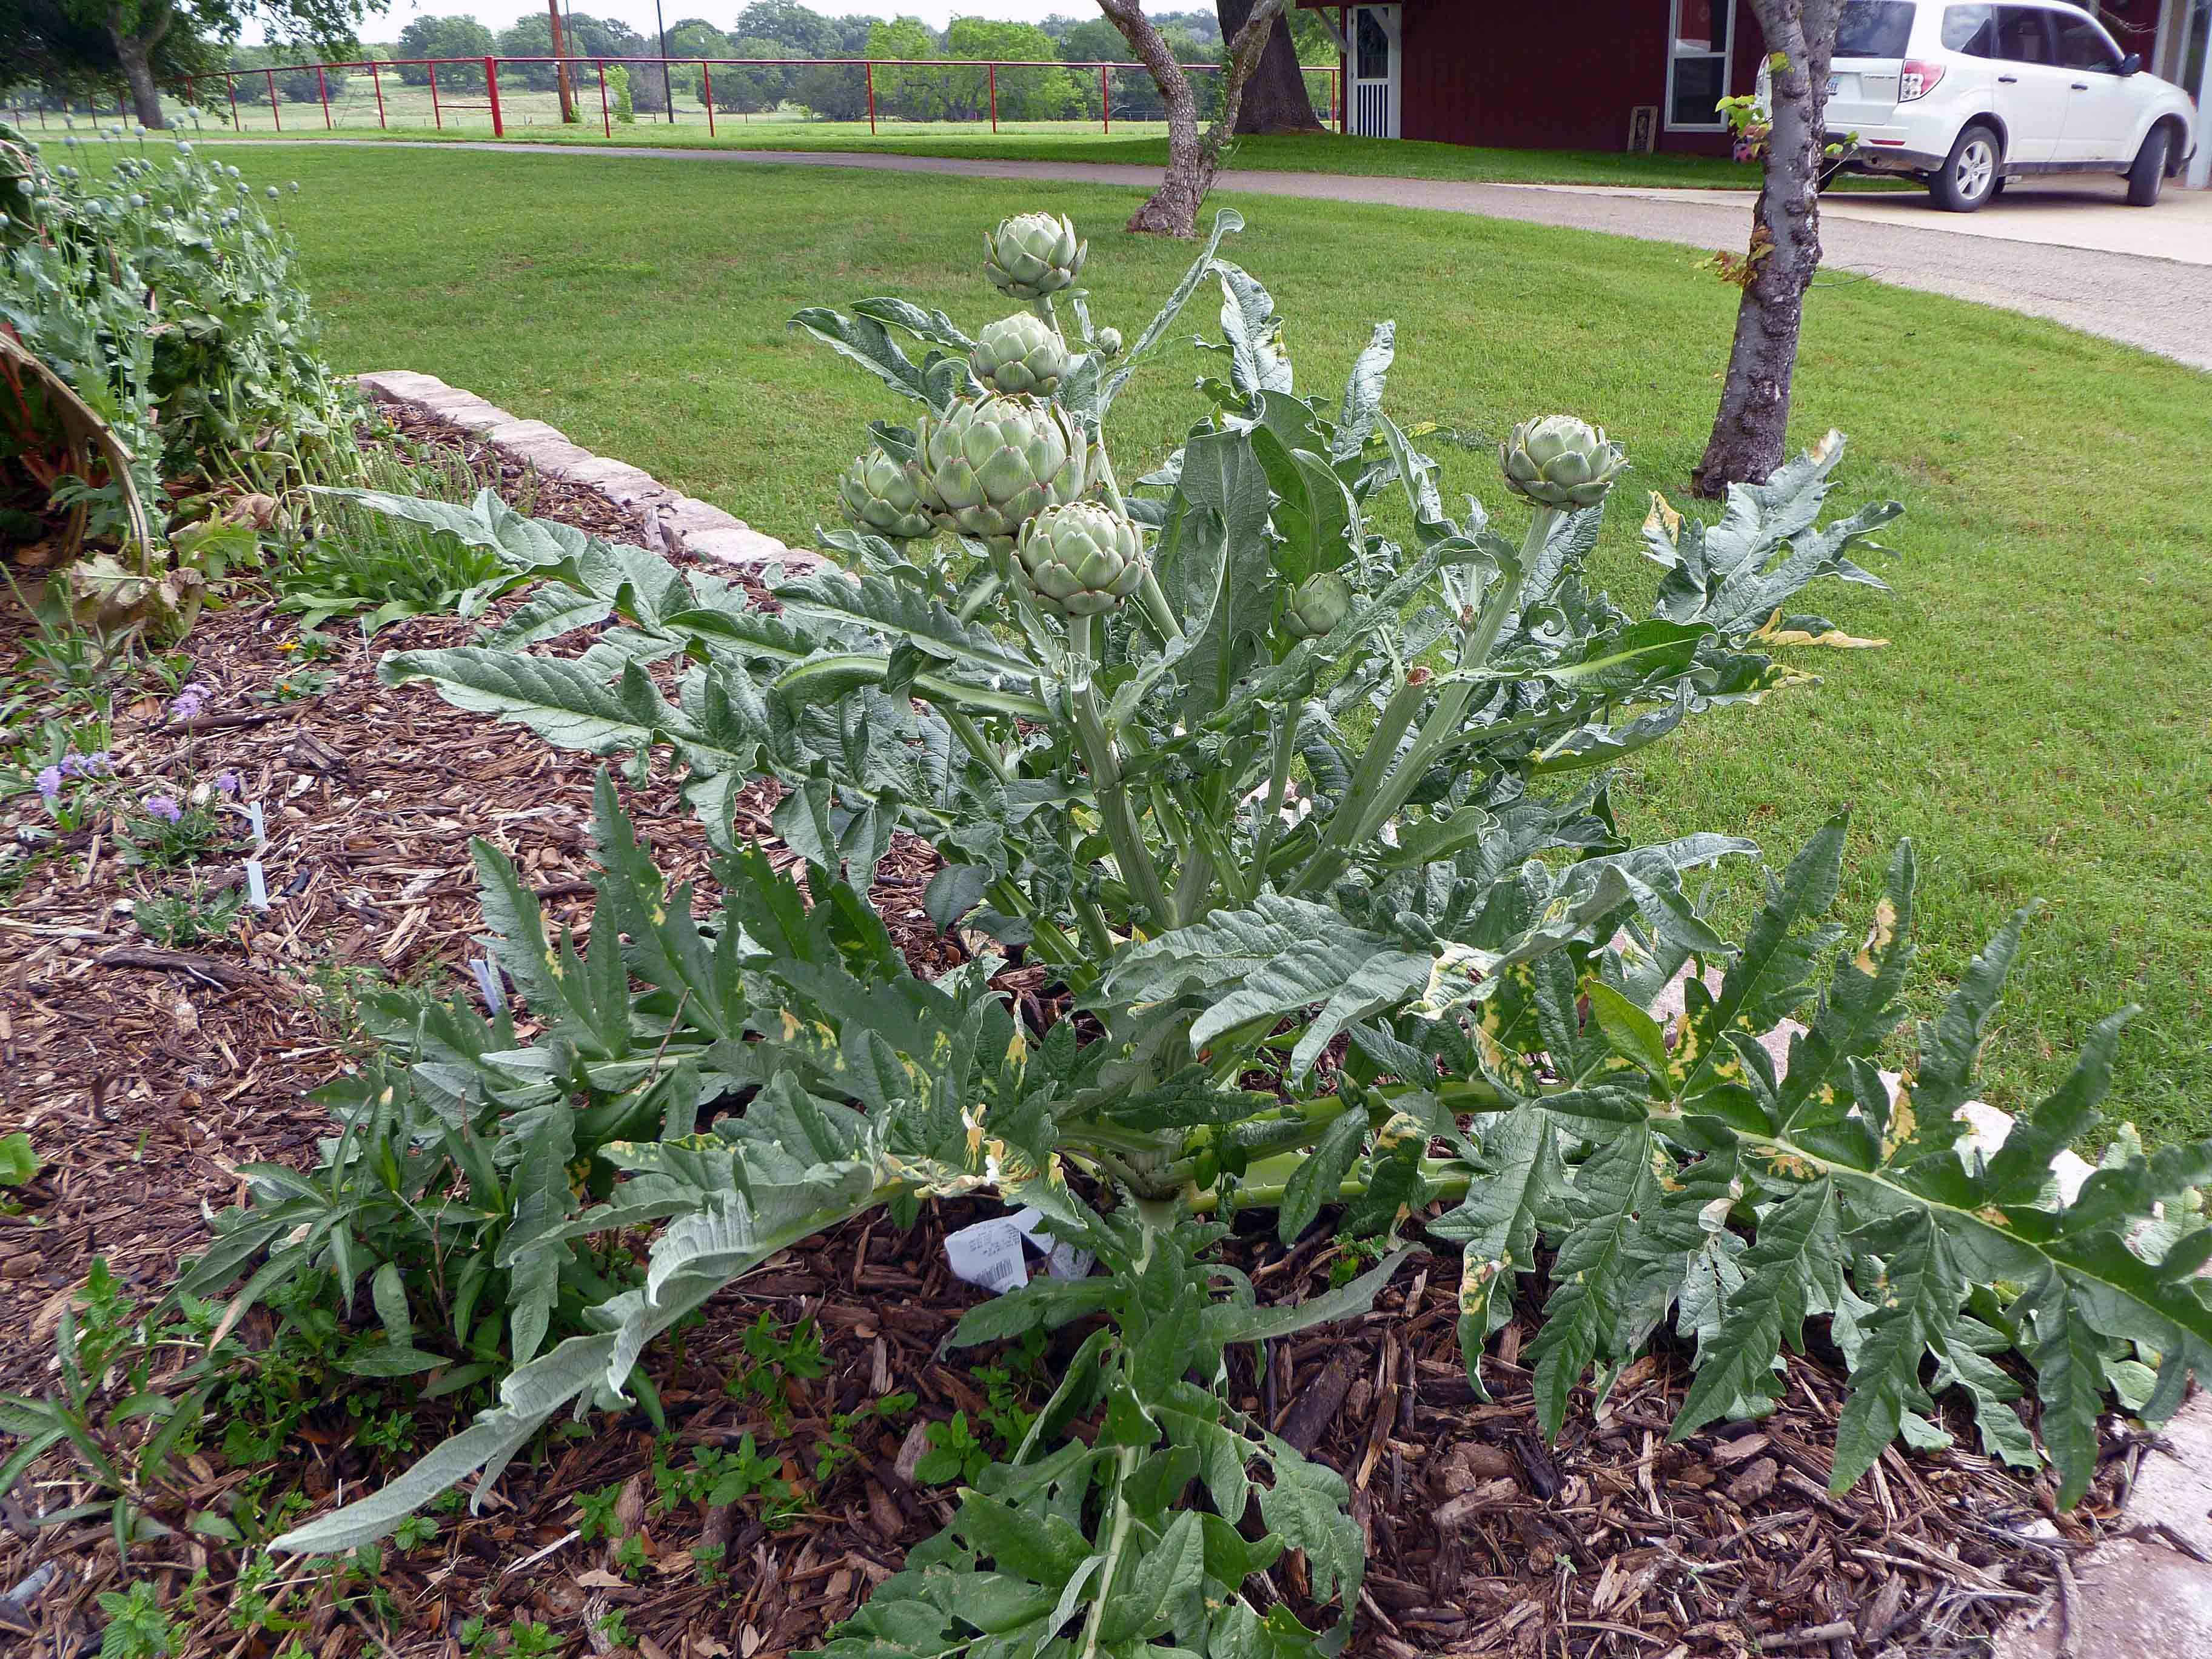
[0,410,2110,1658]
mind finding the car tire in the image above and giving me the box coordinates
[1931,124,2002,212]
[2127,126,2168,207]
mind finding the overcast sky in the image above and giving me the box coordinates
[341,0,1082,42]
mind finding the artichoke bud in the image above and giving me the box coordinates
[1095,326,1124,359]
[983,211,1087,301]
[914,395,1090,554]
[1013,501,1147,618]
[839,446,935,542]
[970,313,1071,398]
[1281,570,1353,640]
[1498,415,1628,509]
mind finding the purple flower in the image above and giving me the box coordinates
[144,794,183,825]
[169,682,210,722]
[35,765,62,806]
[59,749,111,779]
[215,771,241,797]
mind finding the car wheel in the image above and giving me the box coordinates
[2127,126,2168,207]
[1931,124,2001,212]
[1988,176,2007,199]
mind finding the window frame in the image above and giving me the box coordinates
[1664,0,1740,132]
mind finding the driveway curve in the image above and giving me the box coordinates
[224,141,2212,372]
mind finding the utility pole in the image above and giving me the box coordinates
[549,0,573,122]
[654,0,674,121]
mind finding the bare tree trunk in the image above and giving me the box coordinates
[1692,0,1841,496]
[1218,0,1320,133]
[1097,0,1291,236]
[107,0,174,129]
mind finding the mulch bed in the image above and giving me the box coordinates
[0,408,2120,1658]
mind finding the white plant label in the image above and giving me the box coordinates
[943,1217,1027,1295]
[245,802,267,845]
[1010,1207,1096,1281]
[470,957,506,1012]
[243,859,270,911]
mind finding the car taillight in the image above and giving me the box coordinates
[1899,59,1946,100]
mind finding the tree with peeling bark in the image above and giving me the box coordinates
[1694,0,1843,497]
[1217,0,1321,134]
[1096,0,1295,235]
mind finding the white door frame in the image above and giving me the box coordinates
[1664,0,1739,131]
[1349,4,1401,139]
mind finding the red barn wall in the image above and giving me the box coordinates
[1339,1,1773,155]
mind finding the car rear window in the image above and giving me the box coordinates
[1836,0,1917,56]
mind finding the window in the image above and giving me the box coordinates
[1355,7,1389,80]
[2054,13,2123,67]
[1666,0,1735,129]
[1943,4,2000,53]
[1993,5,2057,61]
[1836,1,1918,56]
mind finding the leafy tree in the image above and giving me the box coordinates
[227,41,348,101]
[865,14,953,120]
[948,18,1081,121]
[663,19,732,104]
[709,35,794,113]
[394,15,491,93]
[1695,0,1841,494]
[730,0,836,56]
[10,0,366,127]
[788,58,869,118]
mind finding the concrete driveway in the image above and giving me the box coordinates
[220,141,2212,371]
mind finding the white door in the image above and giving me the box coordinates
[1988,5,2074,162]
[1350,5,1400,139]
[2049,8,2136,160]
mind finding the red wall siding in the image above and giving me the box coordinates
[1360,1,1771,155]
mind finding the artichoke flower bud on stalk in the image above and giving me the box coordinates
[983,211,1087,301]
[1094,326,1124,359]
[914,394,1090,553]
[970,312,1072,398]
[1499,414,1629,509]
[1281,570,1353,639]
[1013,501,1147,617]
[839,446,936,543]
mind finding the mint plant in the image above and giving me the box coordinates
[243,213,2212,1658]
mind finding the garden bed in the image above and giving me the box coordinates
[0,403,2120,1659]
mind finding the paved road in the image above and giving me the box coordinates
[226,141,2212,371]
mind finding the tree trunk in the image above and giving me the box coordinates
[1692,0,1841,497]
[106,0,173,129]
[1098,0,1291,236]
[1218,0,1319,133]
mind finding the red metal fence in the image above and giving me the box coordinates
[126,56,1342,141]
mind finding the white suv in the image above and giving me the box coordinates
[1822,0,2197,209]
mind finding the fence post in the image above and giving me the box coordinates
[431,62,445,129]
[485,58,503,136]
[865,61,876,135]
[226,73,240,130]
[1101,64,1110,134]
[702,61,714,135]
[371,58,386,128]
[597,61,610,137]
[988,61,997,133]
[317,64,332,129]
[265,69,281,131]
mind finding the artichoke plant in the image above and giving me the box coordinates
[914,394,1088,550]
[969,312,1071,398]
[1280,571,1352,639]
[1013,501,1146,617]
[982,210,1086,301]
[838,446,935,541]
[1499,414,1628,509]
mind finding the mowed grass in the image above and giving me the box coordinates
[171,98,1883,190]
[236,147,2211,1139]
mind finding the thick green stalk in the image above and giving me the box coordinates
[1285,668,1434,897]
[954,569,1003,625]
[941,706,1009,785]
[1068,615,1175,932]
[1191,1155,1475,1216]
[1247,700,1300,889]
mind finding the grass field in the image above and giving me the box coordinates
[55,88,1923,190]
[225,145,2209,1139]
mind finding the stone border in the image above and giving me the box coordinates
[354,370,828,574]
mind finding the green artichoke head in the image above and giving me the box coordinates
[839,446,935,543]
[1014,501,1147,617]
[970,312,1073,398]
[1094,326,1124,359]
[914,394,1090,551]
[1281,570,1353,640]
[984,211,1087,301]
[1499,415,1628,509]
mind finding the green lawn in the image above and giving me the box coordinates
[238,146,2209,1139]
[168,102,1908,190]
